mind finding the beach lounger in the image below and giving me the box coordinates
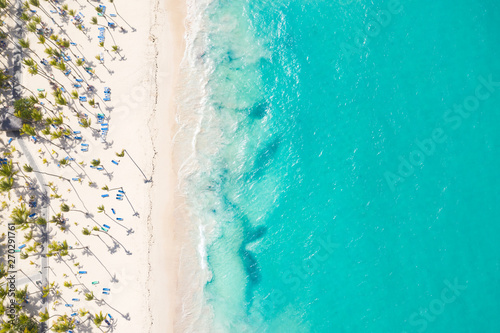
[28,213,36,218]
[118,190,125,194]
[74,136,82,140]
[108,22,116,28]
[78,271,87,274]
[101,227,108,232]
[65,304,72,307]
[50,10,57,13]
[72,298,80,301]
[103,224,110,229]
[64,69,71,76]
[111,208,116,214]
[31,136,37,143]
[103,96,111,101]
[116,194,123,197]
[8,138,13,145]
[37,88,45,92]
[79,96,87,102]
[116,197,123,201]
[60,87,65,92]
[73,130,81,134]
[111,160,119,165]
[70,42,77,46]
[116,218,123,221]
[92,281,99,285]
[103,288,110,291]
[81,143,89,146]
[72,178,79,181]
[71,313,77,317]
[97,167,104,171]
[101,194,109,198]
[74,84,82,88]
[81,148,88,152]
[103,291,110,295]
[18,244,26,250]
[110,14,117,17]
[108,314,113,320]
[105,319,111,325]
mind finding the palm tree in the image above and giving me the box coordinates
[82,227,92,236]
[10,204,30,227]
[0,160,17,178]
[50,130,63,140]
[79,118,91,128]
[85,291,94,301]
[0,177,14,193]
[91,159,100,167]
[39,309,49,322]
[23,164,33,173]
[14,285,28,303]
[60,203,70,212]
[112,45,119,53]
[24,230,33,242]
[20,123,37,136]
[97,205,105,213]
[93,311,105,327]
[50,314,75,333]
[78,308,89,317]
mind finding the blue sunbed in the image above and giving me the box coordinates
[101,194,109,198]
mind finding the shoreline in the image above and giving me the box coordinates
[149,0,187,332]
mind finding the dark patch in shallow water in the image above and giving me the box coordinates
[247,137,280,180]
[249,102,268,119]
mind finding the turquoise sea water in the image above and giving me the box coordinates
[182,0,500,331]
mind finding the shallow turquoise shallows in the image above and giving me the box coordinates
[189,0,500,331]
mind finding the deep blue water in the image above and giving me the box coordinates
[184,0,500,331]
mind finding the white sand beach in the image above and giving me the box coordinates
[0,0,186,331]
